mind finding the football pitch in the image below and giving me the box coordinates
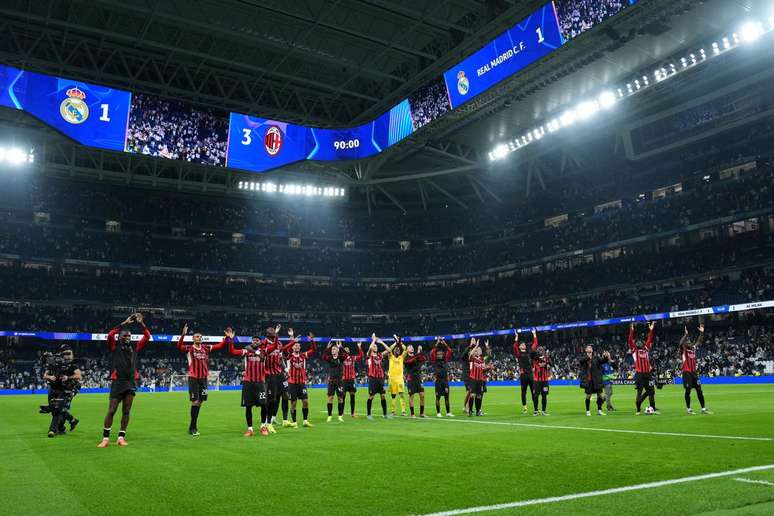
[1,384,773,515]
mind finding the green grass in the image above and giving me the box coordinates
[1,385,773,515]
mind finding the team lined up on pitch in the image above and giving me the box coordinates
[94,314,711,447]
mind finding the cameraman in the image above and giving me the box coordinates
[42,345,82,438]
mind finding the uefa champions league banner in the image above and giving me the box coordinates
[2,299,771,344]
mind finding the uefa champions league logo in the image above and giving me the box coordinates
[60,87,89,125]
[457,71,470,96]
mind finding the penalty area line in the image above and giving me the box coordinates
[733,477,774,487]
[422,416,772,442]
[417,464,774,516]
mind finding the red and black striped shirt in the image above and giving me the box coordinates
[468,356,488,381]
[343,347,364,381]
[228,339,266,382]
[264,336,284,375]
[284,340,316,384]
[177,335,228,379]
[680,332,703,373]
[628,327,654,374]
[366,352,385,379]
[531,354,551,382]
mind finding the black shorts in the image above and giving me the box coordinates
[469,380,485,396]
[519,374,534,389]
[482,381,488,393]
[682,372,701,389]
[635,372,654,391]
[267,374,288,401]
[584,384,603,395]
[189,377,208,402]
[534,381,550,396]
[241,381,267,407]
[368,377,385,396]
[434,378,449,396]
[343,380,357,393]
[407,377,424,395]
[327,379,344,397]
[288,383,308,401]
[109,380,137,400]
[464,378,471,392]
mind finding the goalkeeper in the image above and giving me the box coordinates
[387,335,407,417]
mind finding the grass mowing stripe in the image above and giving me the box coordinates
[418,464,774,515]
[419,415,773,441]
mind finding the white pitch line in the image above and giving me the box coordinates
[422,416,772,442]
[733,477,774,487]
[417,464,774,516]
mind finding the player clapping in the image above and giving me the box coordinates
[282,329,316,428]
[530,333,551,416]
[365,334,391,419]
[431,337,453,417]
[629,322,658,415]
[467,345,493,417]
[580,346,610,416]
[514,330,537,415]
[342,342,364,417]
[404,343,427,418]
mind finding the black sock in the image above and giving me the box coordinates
[697,389,705,409]
[64,412,74,423]
[350,394,356,415]
[327,403,333,417]
[246,407,253,427]
[118,430,126,438]
[597,397,603,410]
[648,392,656,408]
[367,398,373,416]
[532,396,539,411]
[541,395,547,412]
[380,398,387,416]
[260,405,268,424]
[291,409,297,423]
[475,397,482,413]
[282,398,289,420]
[585,398,591,411]
[338,402,344,416]
[436,398,441,414]
[103,427,111,438]
[190,405,200,429]
[636,390,643,412]
[420,404,425,416]
[302,407,309,421]
[445,396,450,414]
[685,390,692,409]
[410,406,415,416]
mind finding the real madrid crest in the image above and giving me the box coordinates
[60,87,89,125]
[456,71,469,96]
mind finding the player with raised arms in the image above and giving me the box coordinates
[227,331,269,436]
[342,341,364,417]
[513,330,537,414]
[387,334,408,417]
[176,324,230,436]
[680,323,711,415]
[365,334,391,420]
[531,333,551,416]
[629,321,658,415]
[322,340,346,423]
[262,324,286,431]
[404,343,427,418]
[467,345,493,417]
[282,329,316,428]
[98,313,151,448]
[431,337,453,417]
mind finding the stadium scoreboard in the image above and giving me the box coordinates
[0,0,637,174]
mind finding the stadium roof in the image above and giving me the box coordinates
[0,0,768,210]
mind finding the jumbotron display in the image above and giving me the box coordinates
[0,0,637,173]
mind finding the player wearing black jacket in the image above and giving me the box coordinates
[579,346,610,416]
[322,341,346,422]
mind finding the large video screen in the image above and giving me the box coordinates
[0,0,639,173]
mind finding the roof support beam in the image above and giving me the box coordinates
[424,178,468,210]
[374,184,407,214]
